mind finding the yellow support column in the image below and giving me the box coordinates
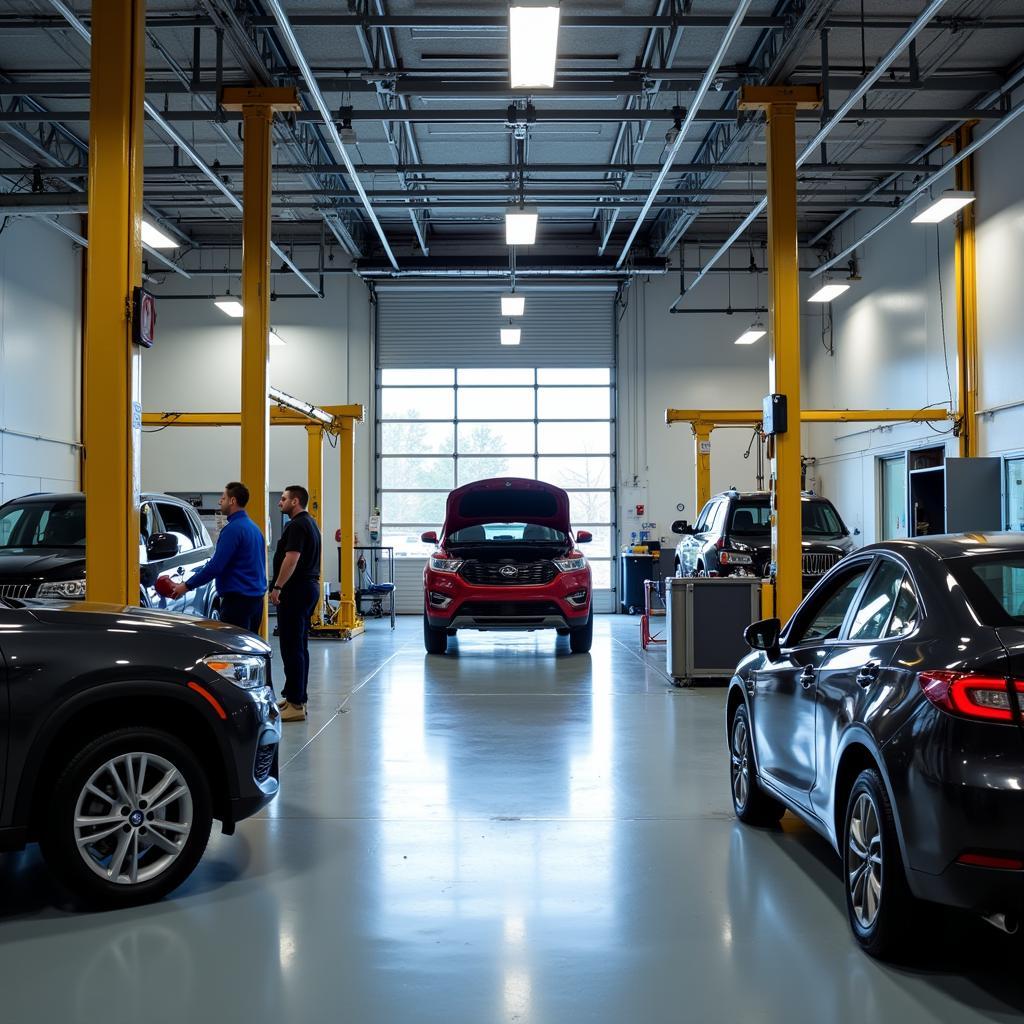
[306,424,325,626]
[954,124,979,458]
[337,417,364,638]
[740,85,821,622]
[693,424,712,513]
[84,0,145,606]
[221,87,299,636]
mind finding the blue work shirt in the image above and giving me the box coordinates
[186,509,267,598]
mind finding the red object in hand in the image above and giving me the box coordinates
[154,575,176,598]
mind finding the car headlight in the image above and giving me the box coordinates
[553,556,587,572]
[37,578,87,599]
[429,556,463,573]
[200,653,267,690]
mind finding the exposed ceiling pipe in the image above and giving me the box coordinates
[261,0,398,271]
[669,0,951,309]
[615,0,755,269]
[46,0,320,296]
[811,99,1024,277]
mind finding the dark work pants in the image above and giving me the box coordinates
[278,579,319,705]
[219,592,265,634]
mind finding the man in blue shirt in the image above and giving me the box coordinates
[169,481,267,632]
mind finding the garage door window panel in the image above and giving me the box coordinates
[458,388,534,420]
[538,456,611,490]
[457,457,536,486]
[538,387,610,420]
[381,421,454,454]
[538,421,611,455]
[458,422,535,455]
[380,492,449,526]
[380,388,454,420]
[381,457,455,491]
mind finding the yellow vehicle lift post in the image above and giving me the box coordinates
[739,85,822,623]
[142,399,365,640]
[220,86,301,633]
[83,0,146,606]
[953,124,979,458]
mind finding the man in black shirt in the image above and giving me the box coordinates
[270,484,322,722]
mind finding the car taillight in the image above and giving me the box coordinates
[918,671,1024,723]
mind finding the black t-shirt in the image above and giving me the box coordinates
[273,511,321,592]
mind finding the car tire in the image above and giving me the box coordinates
[40,726,213,909]
[843,768,917,959]
[569,610,593,653]
[423,611,448,654]
[208,598,221,622]
[729,705,785,827]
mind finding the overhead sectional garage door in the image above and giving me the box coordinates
[375,286,617,614]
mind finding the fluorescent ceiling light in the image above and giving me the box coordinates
[140,219,179,249]
[270,328,286,347]
[734,327,766,346]
[501,294,525,316]
[505,207,538,245]
[807,283,850,304]
[500,327,522,345]
[214,296,244,317]
[911,189,976,224]
[509,6,560,88]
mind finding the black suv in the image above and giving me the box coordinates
[0,491,219,617]
[0,596,280,906]
[672,490,855,590]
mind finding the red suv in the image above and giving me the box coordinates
[422,478,593,654]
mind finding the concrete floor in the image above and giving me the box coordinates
[1,615,1021,1023]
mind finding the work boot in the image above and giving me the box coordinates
[280,702,307,722]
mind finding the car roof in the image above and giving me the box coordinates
[709,490,829,502]
[861,533,1024,560]
[1,491,191,507]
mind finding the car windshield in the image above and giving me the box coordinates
[727,499,845,537]
[949,555,1024,626]
[0,499,86,549]
[447,522,567,544]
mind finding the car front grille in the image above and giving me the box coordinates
[459,560,557,586]
[254,743,278,784]
[802,552,843,576]
[458,601,562,619]
[0,583,34,599]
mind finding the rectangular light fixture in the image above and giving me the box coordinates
[509,6,560,88]
[269,328,286,347]
[214,297,244,317]
[807,283,850,304]
[734,328,766,346]
[501,294,525,316]
[140,219,179,249]
[500,328,522,345]
[505,207,538,245]
[911,190,976,224]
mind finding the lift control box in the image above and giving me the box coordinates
[762,393,788,435]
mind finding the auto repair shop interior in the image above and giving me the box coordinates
[2,1,1024,1021]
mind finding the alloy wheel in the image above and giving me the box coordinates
[848,792,883,929]
[73,752,193,886]
[730,715,750,810]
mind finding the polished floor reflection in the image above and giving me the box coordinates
[1,616,1021,1023]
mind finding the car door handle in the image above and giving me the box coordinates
[856,661,881,687]
[799,665,816,689]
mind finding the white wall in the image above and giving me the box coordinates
[802,110,1024,543]
[0,217,82,503]
[142,273,373,573]
[616,270,772,550]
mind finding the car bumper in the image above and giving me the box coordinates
[218,683,281,828]
[424,567,591,631]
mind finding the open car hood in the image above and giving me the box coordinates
[443,477,572,537]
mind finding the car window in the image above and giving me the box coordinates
[728,501,771,535]
[802,500,846,536]
[0,505,25,546]
[789,564,870,645]
[848,560,905,641]
[692,501,713,534]
[950,556,1024,625]
[885,575,920,638]
[156,502,197,553]
[187,508,212,548]
[0,499,85,548]
[709,500,729,534]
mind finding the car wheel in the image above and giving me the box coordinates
[843,768,916,959]
[40,727,213,908]
[729,705,785,826]
[569,610,593,653]
[423,611,448,654]
[208,599,221,622]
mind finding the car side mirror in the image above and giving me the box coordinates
[671,519,693,535]
[147,532,179,560]
[576,530,592,544]
[744,617,781,658]
[420,531,438,544]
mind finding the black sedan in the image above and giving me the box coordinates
[729,534,1024,958]
[0,596,280,907]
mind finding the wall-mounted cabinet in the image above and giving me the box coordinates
[908,451,1002,536]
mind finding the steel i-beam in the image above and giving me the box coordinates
[954,125,979,457]
[84,0,145,606]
